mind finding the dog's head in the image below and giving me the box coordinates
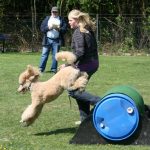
[17,65,41,93]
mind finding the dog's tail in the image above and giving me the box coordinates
[55,51,77,64]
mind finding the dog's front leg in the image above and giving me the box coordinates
[20,103,43,127]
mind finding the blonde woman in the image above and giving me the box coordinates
[67,10,100,124]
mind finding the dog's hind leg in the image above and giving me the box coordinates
[20,102,43,127]
[68,72,88,91]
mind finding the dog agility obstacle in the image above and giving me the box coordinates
[70,85,150,145]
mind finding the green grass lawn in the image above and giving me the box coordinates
[0,52,150,150]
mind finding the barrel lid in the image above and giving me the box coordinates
[93,93,139,141]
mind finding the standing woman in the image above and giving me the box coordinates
[68,10,100,123]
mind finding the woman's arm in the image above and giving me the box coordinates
[72,29,85,62]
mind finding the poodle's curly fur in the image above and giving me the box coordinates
[18,51,88,126]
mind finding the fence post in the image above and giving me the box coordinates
[96,14,100,51]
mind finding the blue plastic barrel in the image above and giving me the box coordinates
[93,85,144,141]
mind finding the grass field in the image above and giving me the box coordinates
[0,52,150,150]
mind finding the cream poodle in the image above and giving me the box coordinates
[17,51,88,126]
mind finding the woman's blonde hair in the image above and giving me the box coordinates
[68,9,96,33]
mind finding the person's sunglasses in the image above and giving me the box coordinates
[52,11,58,13]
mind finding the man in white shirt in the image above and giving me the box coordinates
[39,6,67,73]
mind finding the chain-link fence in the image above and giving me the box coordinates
[95,14,150,54]
[0,13,150,53]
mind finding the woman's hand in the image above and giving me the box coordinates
[58,64,66,70]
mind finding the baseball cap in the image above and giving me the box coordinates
[51,6,59,12]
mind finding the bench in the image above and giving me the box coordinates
[0,33,12,52]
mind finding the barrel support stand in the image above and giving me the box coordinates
[70,106,150,145]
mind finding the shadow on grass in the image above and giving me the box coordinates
[34,127,77,136]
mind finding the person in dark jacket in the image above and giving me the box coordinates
[39,6,67,73]
[67,9,100,124]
